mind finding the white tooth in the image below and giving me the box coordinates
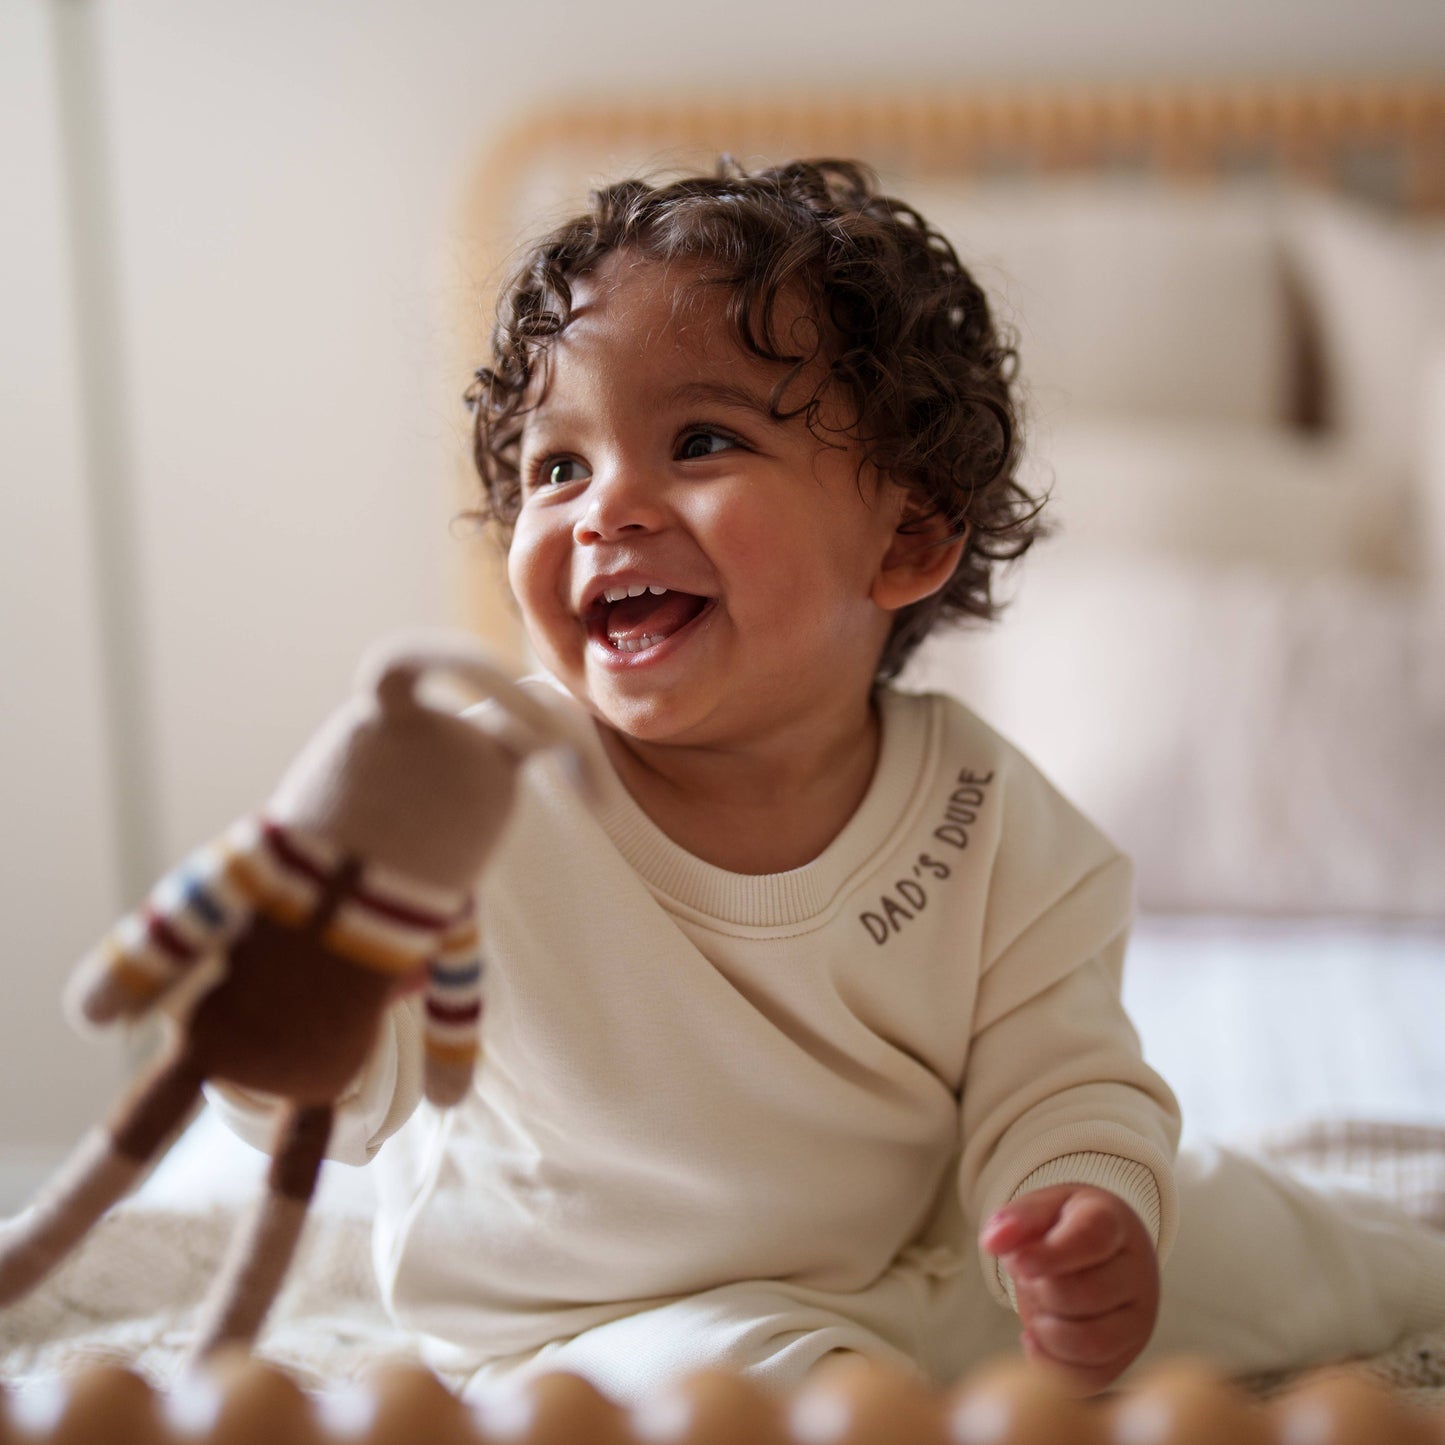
[626,584,647,598]
[648,585,667,595]
[611,633,664,653]
[603,587,628,603]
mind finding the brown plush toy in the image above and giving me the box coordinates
[0,632,598,1361]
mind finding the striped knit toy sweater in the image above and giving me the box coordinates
[94,815,483,1075]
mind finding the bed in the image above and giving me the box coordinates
[3,76,1445,1435]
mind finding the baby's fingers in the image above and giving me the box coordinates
[980,1184,1073,1255]
[1016,1255,1136,1320]
[1005,1190,1128,1279]
[1021,1307,1148,1396]
[1026,1300,1146,1369]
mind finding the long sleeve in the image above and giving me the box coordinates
[958,855,1181,1308]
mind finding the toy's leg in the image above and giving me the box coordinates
[0,1043,205,1304]
[188,1101,333,1360]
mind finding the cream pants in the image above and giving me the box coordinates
[459,1146,1445,1404]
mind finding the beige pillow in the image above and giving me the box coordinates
[908,177,1293,428]
[1019,417,1409,578]
[1285,192,1445,476]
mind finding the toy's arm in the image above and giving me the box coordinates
[422,908,484,1107]
[66,818,262,1027]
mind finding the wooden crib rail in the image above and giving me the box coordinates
[5,1355,1442,1444]
[469,77,1445,217]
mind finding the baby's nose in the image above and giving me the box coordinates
[574,464,668,543]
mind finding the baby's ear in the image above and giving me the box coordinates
[871,495,968,612]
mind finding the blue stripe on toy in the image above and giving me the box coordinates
[432,959,483,987]
[181,870,227,928]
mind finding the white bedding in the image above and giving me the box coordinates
[1123,914,1445,1146]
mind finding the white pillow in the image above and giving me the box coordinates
[1018,417,1410,577]
[903,555,1445,920]
[1284,192,1445,476]
[908,178,1293,428]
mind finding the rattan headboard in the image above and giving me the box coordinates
[452,77,1445,656]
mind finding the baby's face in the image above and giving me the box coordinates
[508,252,906,753]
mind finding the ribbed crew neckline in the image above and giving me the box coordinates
[588,689,938,932]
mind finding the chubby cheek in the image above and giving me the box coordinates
[506,516,575,665]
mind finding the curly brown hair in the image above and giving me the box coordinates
[464,157,1044,682]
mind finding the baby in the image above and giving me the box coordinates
[218,158,1444,1399]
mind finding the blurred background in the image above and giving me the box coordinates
[3,0,1444,1207]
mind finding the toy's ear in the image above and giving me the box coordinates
[360,630,607,806]
[871,496,968,613]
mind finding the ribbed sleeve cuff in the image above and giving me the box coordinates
[996,1151,1163,1311]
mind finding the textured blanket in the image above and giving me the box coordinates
[1,1119,1441,1404]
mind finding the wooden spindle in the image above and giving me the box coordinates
[946,1356,1102,1445]
[1104,1360,1270,1445]
[354,1364,477,1445]
[189,1354,322,1445]
[475,1370,631,1445]
[1270,1372,1438,1445]
[33,1365,164,1445]
[788,1358,944,1445]
[632,1369,789,1445]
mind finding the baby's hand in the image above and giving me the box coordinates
[979,1184,1159,1395]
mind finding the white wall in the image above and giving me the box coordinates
[4,0,1444,1180]
[1,0,126,1188]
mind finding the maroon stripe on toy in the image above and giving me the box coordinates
[146,908,199,963]
[261,820,331,885]
[352,882,454,931]
[427,998,482,1025]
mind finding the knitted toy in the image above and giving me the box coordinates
[0,632,599,1361]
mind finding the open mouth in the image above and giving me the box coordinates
[585,584,711,656]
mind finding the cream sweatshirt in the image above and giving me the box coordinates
[213,685,1180,1364]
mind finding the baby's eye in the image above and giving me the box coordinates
[677,430,737,461]
[536,457,589,489]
